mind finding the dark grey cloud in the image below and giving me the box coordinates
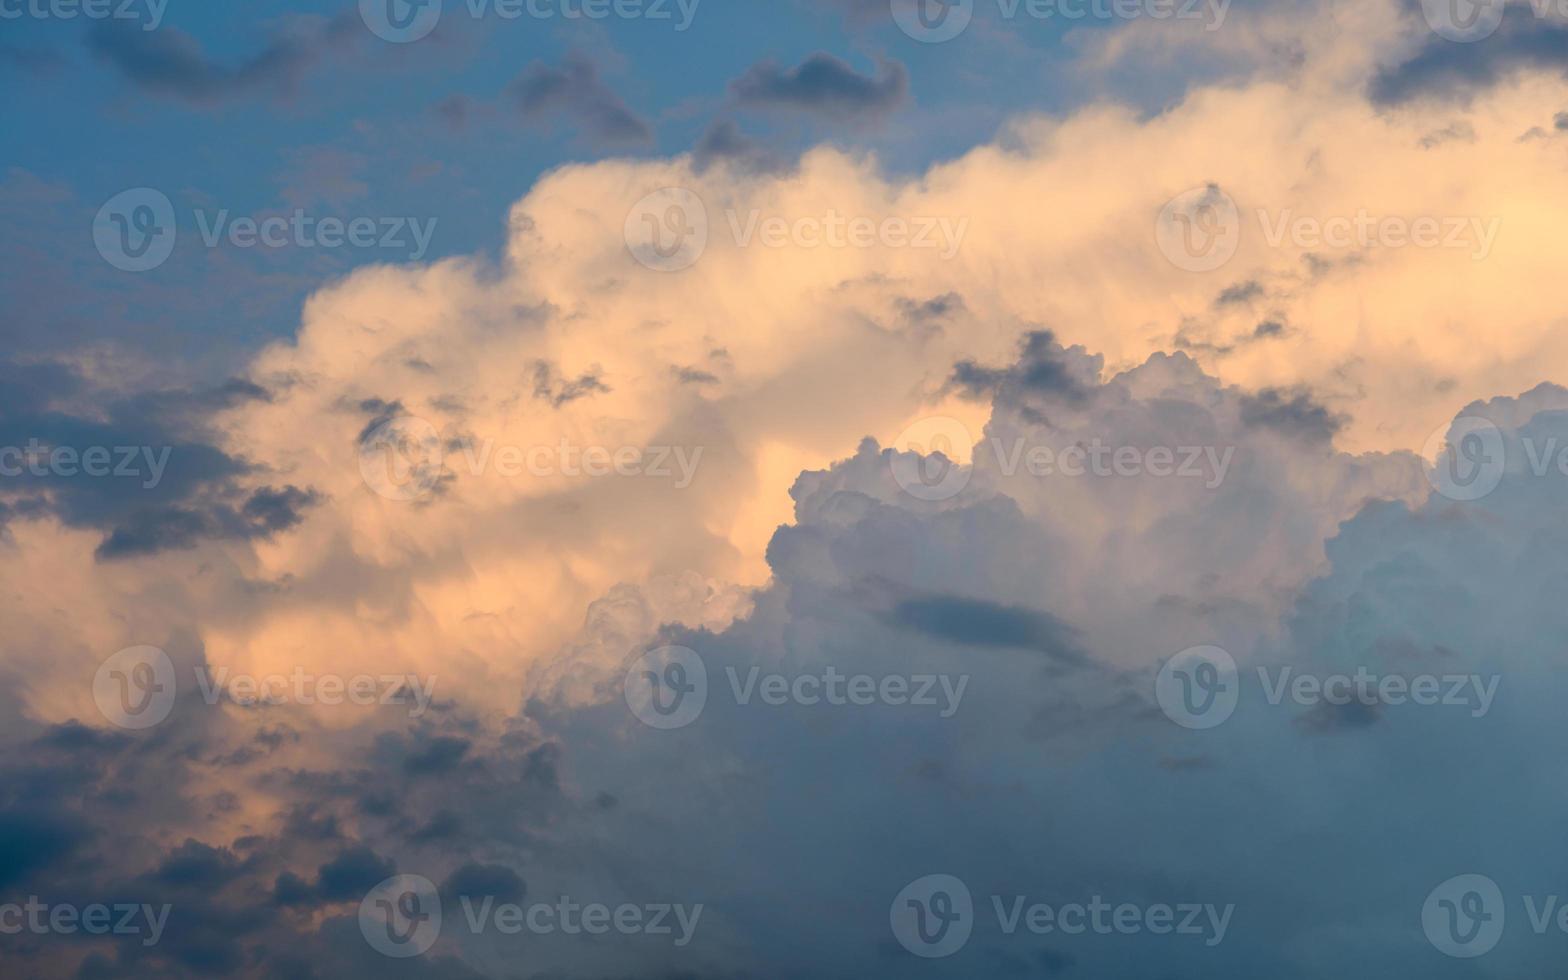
[1371,6,1568,104]
[511,52,653,145]
[0,808,86,889]
[85,18,338,104]
[1215,279,1264,307]
[0,360,319,558]
[532,361,612,408]
[94,484,319,558]
[889,594,1088,663]
[946,330,1093,405]
[314,846,396,902]
[693,120,789,174]
[1239,387,1345,442]
[730,53,909,120]
[443,863,526,903]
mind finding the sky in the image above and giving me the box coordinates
[4,0,1568,976]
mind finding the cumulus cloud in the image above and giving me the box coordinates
[7,2,1568,974]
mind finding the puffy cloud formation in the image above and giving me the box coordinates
[5,0,1568,975]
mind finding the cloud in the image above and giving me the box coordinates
[693,120,789,174]
[85,20,320,104]
[511,52,653,145]
[1238,387,1346,442]
[730,53,909,119]
[1371,6,1568,104]
[8,9,1568,973]
[0,360,319,558]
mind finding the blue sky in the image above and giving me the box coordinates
[1,0,1270,374]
